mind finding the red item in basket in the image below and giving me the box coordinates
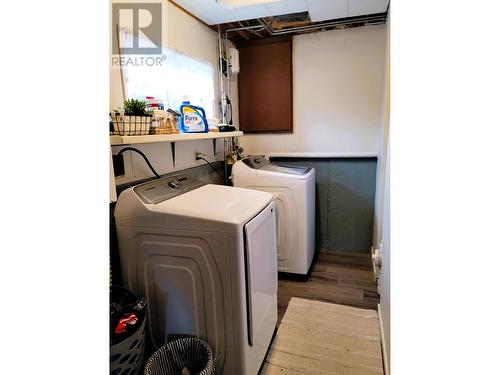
[114,313,139,334]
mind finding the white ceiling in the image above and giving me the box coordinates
[173,0,389,25]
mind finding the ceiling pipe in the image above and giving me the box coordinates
[257,18,274,35]
[222,13,387,39]
[255,14,387,36]
[217,25,228,124]
[225,24,267,33]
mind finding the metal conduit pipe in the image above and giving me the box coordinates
[225,24,267,33]
[223,14,387,37]
[217,25,228,124]
[257,18,274,35]
[255,14,387,36]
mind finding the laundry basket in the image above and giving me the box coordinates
[110,319,146,375]
[111,286,147,375]
[144,338,215,375]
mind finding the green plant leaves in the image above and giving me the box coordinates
[123,98,151,116]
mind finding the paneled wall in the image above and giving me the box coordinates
[271,157,378,253]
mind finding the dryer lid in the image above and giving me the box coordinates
[242,156,311,175]
[260,163,311,175]
[150,184,274,225]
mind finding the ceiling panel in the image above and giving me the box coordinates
[228,4,272,22]
[173,0,388,25]
[305,0,348,22]
[173,0,234,25]
[348,0,389,17]
[265,0,308,17]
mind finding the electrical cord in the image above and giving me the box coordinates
[196,156,224,179]
[116,147,161,179]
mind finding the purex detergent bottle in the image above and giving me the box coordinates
[179,98,209,133]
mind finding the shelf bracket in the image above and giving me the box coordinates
[170,142,176,168]
[212,138,217,158]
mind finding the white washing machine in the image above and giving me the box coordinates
[232,156,315,276]
[114,174,278,375]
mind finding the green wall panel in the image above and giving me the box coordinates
[271,157,377,254]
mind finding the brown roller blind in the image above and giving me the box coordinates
[237,36,293,133]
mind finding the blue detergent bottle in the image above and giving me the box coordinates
[179,98,209,133]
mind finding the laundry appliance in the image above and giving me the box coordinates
[232,156,315,277]
[114,174,278,374]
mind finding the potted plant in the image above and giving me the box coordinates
[111,99,153,136]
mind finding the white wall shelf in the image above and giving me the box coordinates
[110,131,243,146]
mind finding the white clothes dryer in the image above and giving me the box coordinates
[114,174,278,374]
[232,156,315,276]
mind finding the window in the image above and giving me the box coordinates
[119,29,216,118]
[238,36,293,132]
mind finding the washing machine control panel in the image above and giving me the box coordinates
[242,156,271,169]
[134,174,206,204]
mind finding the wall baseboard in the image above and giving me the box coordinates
[378,303,389,375]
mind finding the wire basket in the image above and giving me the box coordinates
[110,113,153,136]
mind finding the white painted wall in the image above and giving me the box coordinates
[238,24,388,155]
[375,14,390,373]
[379,141,390,373]
[110,2,224,186]
[373,21,390,249]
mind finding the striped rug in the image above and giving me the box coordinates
[262,298,384,375]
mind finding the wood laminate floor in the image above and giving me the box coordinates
[278,251,379,326]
